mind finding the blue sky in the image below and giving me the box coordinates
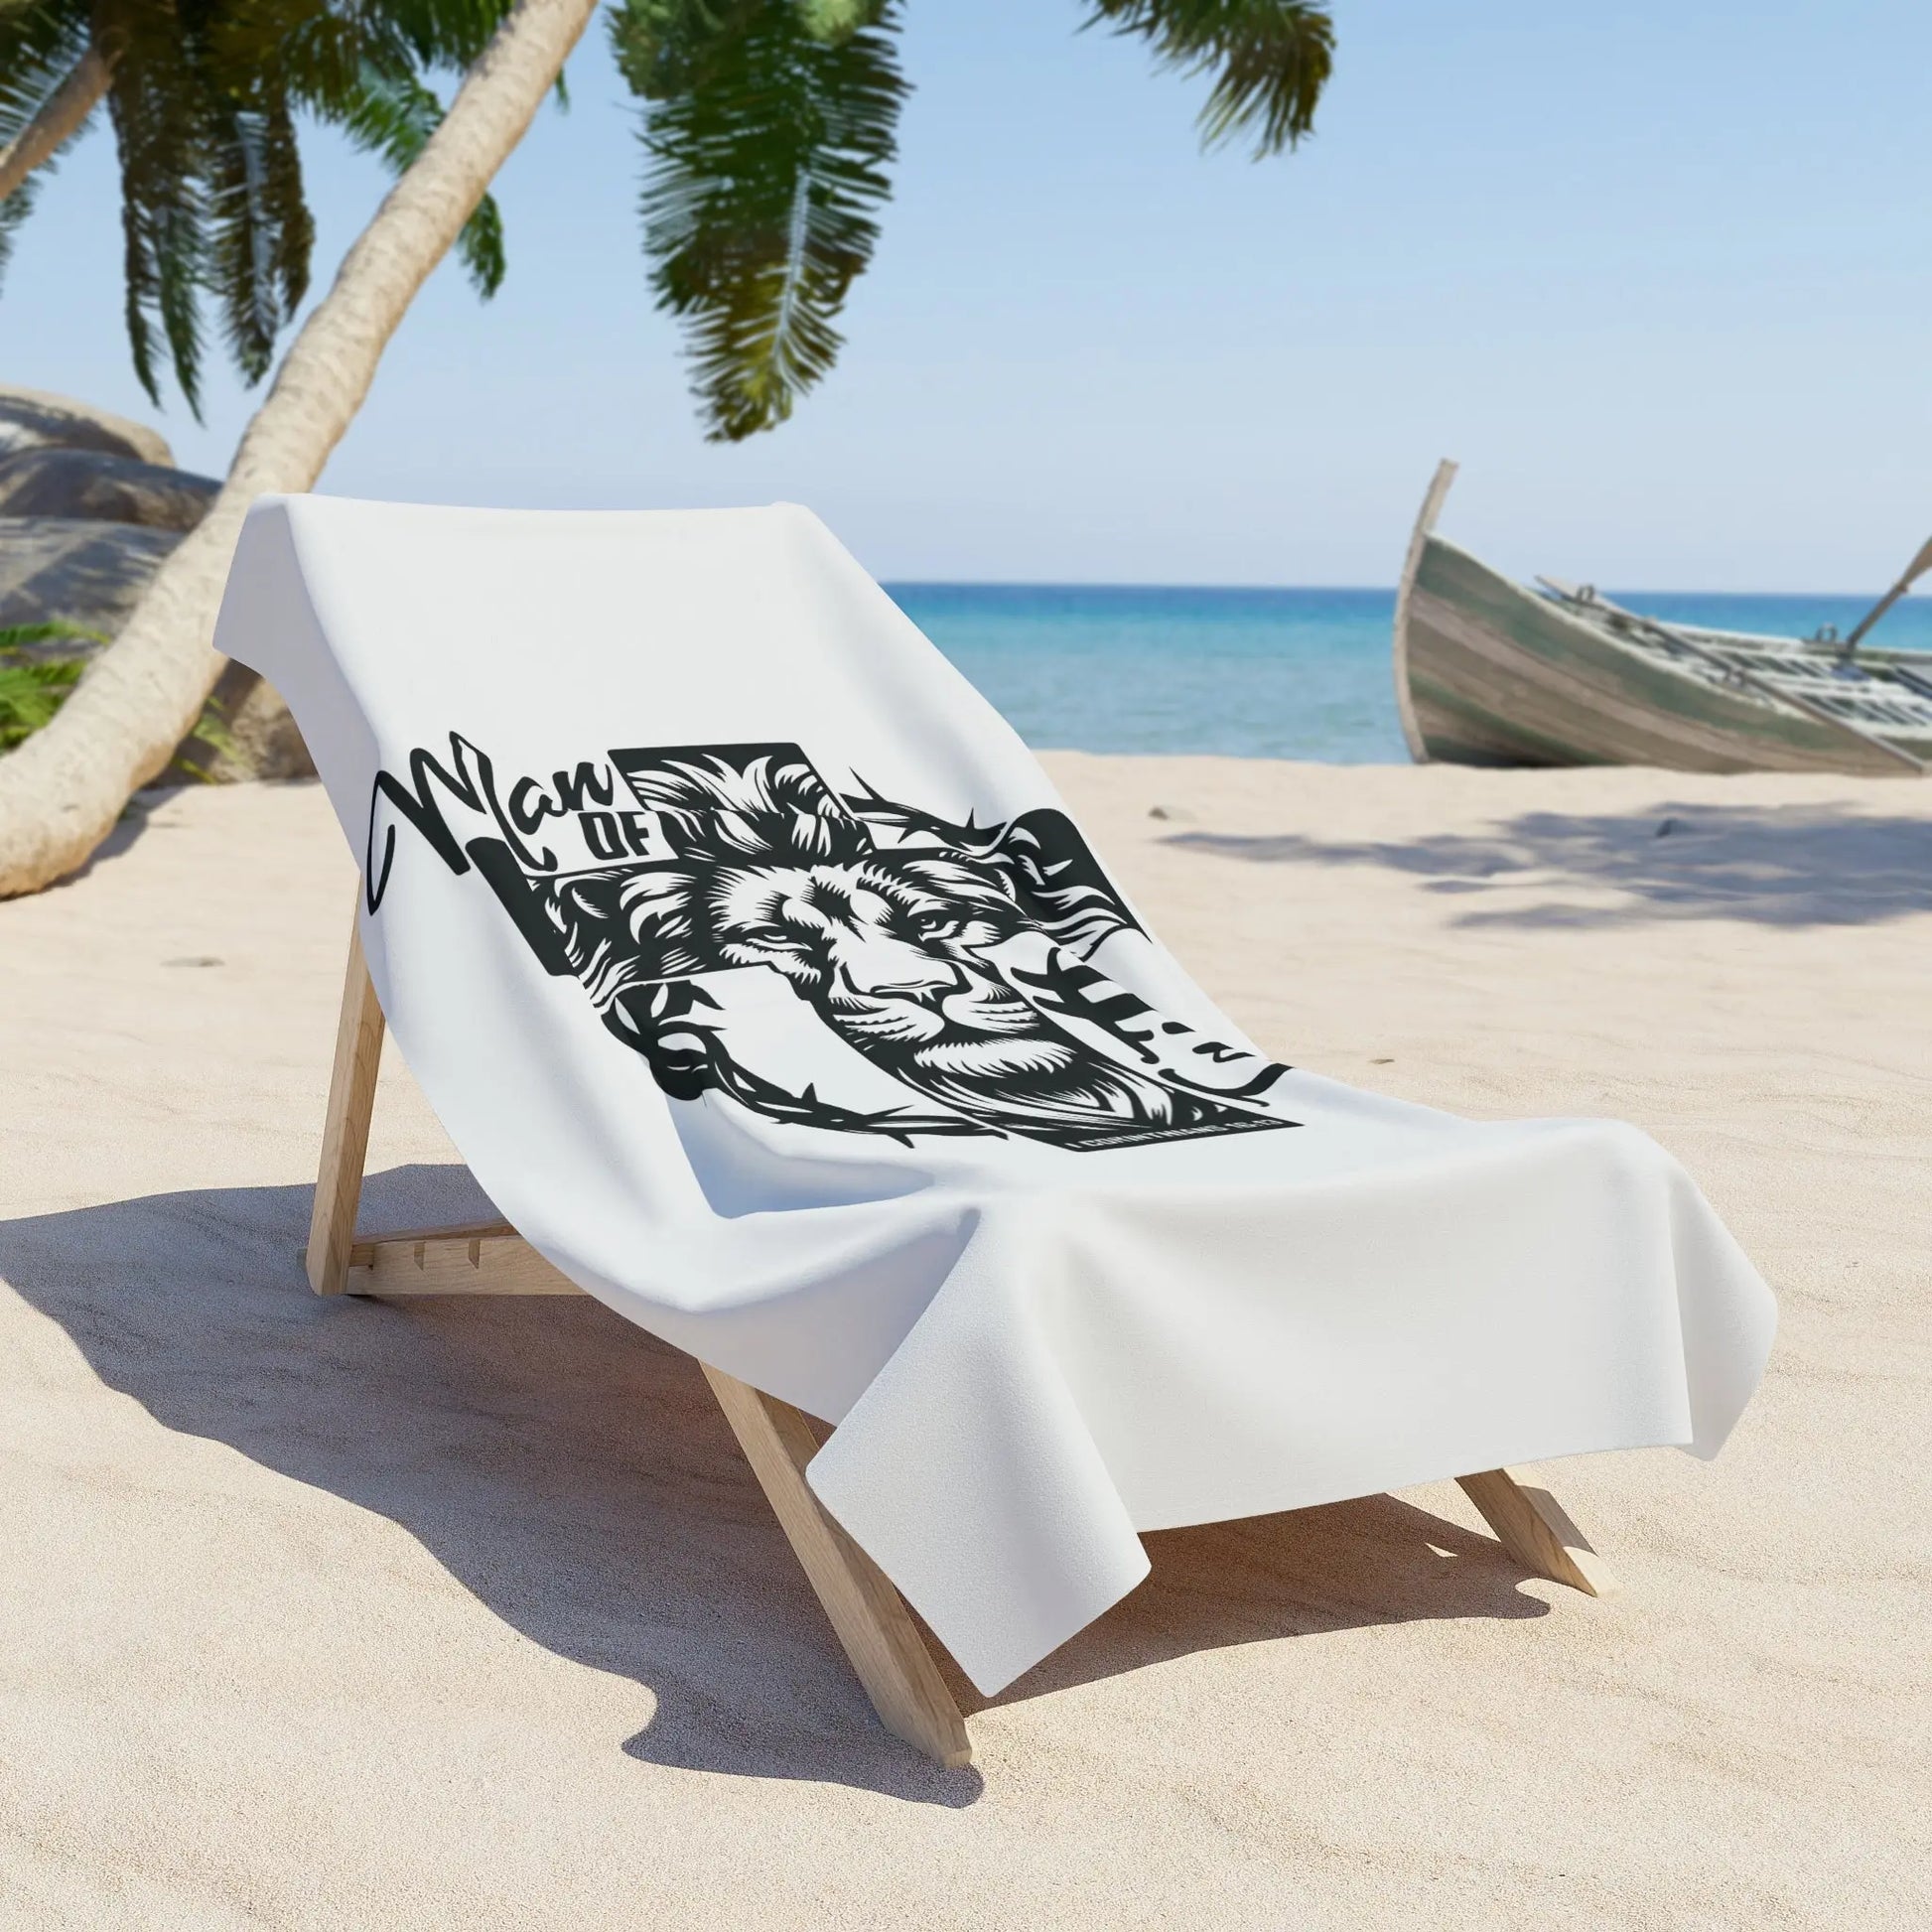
[4,1,1929,589]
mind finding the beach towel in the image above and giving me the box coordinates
[213,495,1777,1695]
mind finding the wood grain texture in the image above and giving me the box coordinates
[1457,1467,1619,1597]
[701,1362,973,1769]
[1391,458,1459,763]
[1403,536,1927,775]
[345,1225,584,1298]
[306,916,386,1297]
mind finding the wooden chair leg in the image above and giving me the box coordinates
[1457,1467,1618,1597]
[307,910,385,1297]
[701,1363,973,1769]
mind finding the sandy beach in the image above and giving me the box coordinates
[2,755,1927,1929]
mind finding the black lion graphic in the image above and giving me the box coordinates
[367,737,1295,1151]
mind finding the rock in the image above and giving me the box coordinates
[0,384,174,468]
[0,488,316,783]
[163,660,317,785]
[0,392,311,779]
[0,448,217,532]
[0,516,181,640]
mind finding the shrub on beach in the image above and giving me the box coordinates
[0,619,233,773]
[0,621,100,752]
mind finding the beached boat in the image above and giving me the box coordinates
[1393,462,1932,775]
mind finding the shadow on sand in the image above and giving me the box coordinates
[1,1165,1555,1805]
[1172,801,1932,929]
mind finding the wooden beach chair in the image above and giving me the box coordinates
[304,915,1616,1769]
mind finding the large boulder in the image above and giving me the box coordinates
[0,391,316,782]
[0,515,181,640]
[0,384,175,468]
[0,514,316,782]
[169,659,319,783]
[0,447,218,531]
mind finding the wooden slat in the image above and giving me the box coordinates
[1392,458,1459,763]
[1406,537,1925,774]
[701,1362,973,1769]
[1541,581,1928,774]
[345,1224,586,1298]
[345,1219,515,1264]
[306,915,386,1297]
[1457,1467,1618,1597]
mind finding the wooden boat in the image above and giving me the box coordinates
[1393,461,1932,775]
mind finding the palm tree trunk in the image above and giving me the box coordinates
[0,44,112,204]
[0,0,600,897]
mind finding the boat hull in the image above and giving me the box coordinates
[1400,535,1924,776]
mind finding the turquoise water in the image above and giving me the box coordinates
[887,583,1932,763]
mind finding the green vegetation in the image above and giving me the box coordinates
[3,0,1333,437]
[0,621,231,769]
[0,621,102,752]
[0,0,517,417]
[614,0,1334,440]
[0,0,1336,886]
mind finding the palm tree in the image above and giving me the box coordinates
[0,8,105,203]
[0,0,1334,897]
[621,0,1333,440]
[0,0,516,414]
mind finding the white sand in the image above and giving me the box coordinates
[2,759,1927,1928]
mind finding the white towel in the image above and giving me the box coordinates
[214,495,1776,1694]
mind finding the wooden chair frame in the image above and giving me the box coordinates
[309,911,1615,1768]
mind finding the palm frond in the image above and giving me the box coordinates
[256,0,515,299]
[0,0,96,296]
[0,0,519,405]
[0,622,95,754]
[0,170,40,289]
[271,8,411,107]
[378,0,515,70]
[0,658,82,751]
[0,623,225,759]
[204,89,314,384]
[321,63,506,298]
[0,1,94,141]
[1085,0,1334,157]
[612,0,908,442]
[0,619,113,650]
[103,6,211,415]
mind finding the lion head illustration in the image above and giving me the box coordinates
[539,749,1255,1146]
[369,733,1290,1149]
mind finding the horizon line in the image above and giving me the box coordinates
[881,579,1919,602]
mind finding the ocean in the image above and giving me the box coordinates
[887,583,1932,763]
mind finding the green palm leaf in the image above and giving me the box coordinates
[203,86,315,386]
[323,62,506,297]
[0,1,97,292]
[4,0,1332,445]
[1085,0,1334,157]
[612,0,909,442]
[0,0,519,410]
[0,622,104,753]
[104,5,212,415]
[0,159,40,288]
